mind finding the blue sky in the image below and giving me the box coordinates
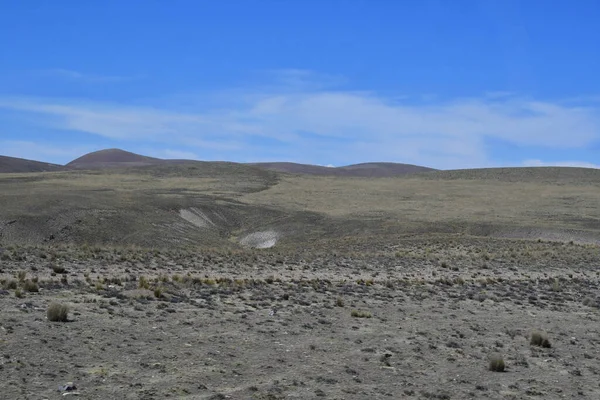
[1,0,599,169]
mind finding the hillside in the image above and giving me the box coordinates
[1,163,599,249]
[414,166,600,184]
[1,148,437,178]
[250,161,435,177]
[0,155,64,173]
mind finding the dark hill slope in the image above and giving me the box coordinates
[67,148,162,169]
[0,155,64,173]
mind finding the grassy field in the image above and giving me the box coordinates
[242,169,600,242]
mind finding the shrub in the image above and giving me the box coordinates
[15,289,24,298]
[4,279,18,290]
[51,264,66,274]
[22,280,39,293]
[583,297,599,308]
[138,276,150,289]
[154,287,163,298]
[335,297,345,307]
[530,331,551,348]
[47,302,69,322]
[351,310,372,318]
[489,355,505,372]
[17,270,27,281]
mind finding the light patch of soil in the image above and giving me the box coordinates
[240,230,279,248]
[179,208,217,229]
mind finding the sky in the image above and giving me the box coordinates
[1,0,599,169]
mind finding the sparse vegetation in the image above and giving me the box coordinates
[0,153,599,399]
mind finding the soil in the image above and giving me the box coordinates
[1,238,599,399]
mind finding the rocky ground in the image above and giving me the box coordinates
[1,237,599,399]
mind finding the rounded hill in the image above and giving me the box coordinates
[67,149,161,169]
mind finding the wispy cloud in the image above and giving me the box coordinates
[36,69,141,83]
[143,148,200,160]
[1,71,599,169]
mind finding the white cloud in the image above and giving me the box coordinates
[36,69,140,83]
[523,159,600,169]
[1,74,599,169]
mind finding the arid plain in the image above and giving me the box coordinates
[1,150,599,399]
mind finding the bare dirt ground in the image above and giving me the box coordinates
[1,237,599,399]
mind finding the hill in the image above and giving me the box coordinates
[0,155,64,173]
[250,161,435,177]
[66,148,162,169]
[413,166,600,185]
[1,163,599,249]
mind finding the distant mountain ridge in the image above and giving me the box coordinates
[0,155,64,173]
[249,162,436,176]
[67,148,162,169]
[0,148,438,177]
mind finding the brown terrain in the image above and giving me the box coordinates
[67,149,163,169]
[0,149,599,399]
[0,155,64,173]
[249,162,436,177]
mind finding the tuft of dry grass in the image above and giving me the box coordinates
[530,331,551,348]
[17,270,27,281]
[489,354,505,372]
[4,279,18,290]
[138,276,150,289]
[47,302,69,322]
[351,309,372,318]
[22,280,39,292]
[51,264,66,274]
